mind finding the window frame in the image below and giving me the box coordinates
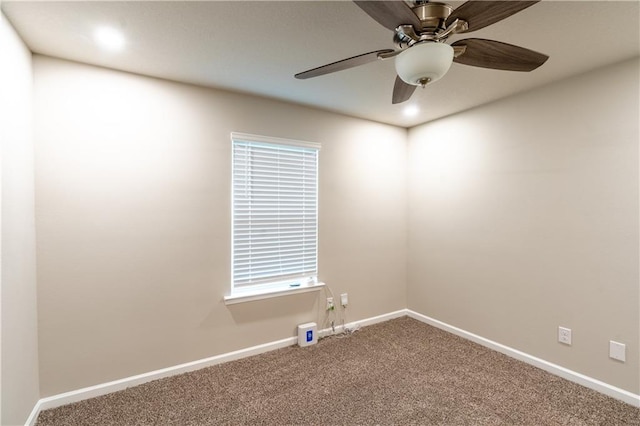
[226,132,322,303]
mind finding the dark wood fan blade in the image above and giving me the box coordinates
[447,1,540,33]
[392,75,417,104]
[452,39,548,71]
[295,49,394,79]
[354,1,421,31]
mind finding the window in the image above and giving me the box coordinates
[230,133,320,298]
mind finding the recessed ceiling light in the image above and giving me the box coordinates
[94,27,125,51]
[403,105,419,117]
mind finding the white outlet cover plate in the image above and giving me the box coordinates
[558,326,572,345]
[340,293,348,306]
[609,341,626,362]
[326,297,334,310]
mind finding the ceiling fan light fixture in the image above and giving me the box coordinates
[395,42,454,86]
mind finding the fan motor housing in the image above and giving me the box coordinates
[394,2,458,49]
[413,3,453,32]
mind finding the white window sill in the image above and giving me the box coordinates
[224,282,325,305]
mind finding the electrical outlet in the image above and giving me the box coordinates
[609,341,626,362]
[340,293,348,307]
[326,297,334,311]
[558,326,572,345]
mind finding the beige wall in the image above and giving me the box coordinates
[407,59,640,394]
[0,11,40,425]
[27,51,640,401]
[33,55,408,396]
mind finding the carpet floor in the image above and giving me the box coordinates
[36,317,639,425]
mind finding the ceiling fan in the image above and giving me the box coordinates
[294,0,549,104]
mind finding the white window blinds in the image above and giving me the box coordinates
[231,133,320,291]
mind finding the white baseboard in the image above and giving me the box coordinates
[24,403,41,426]
[406,309,640,408]
[26,336,296,425]
[318,309,407,338]
[25,309,405,425]
[25,308,639,425]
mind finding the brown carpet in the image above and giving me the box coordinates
[37,317,639,425]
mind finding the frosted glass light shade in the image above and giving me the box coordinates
[395,42,454,86]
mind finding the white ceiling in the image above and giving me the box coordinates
[3,0,639,127]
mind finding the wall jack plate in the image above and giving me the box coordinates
[609,341,626,362]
